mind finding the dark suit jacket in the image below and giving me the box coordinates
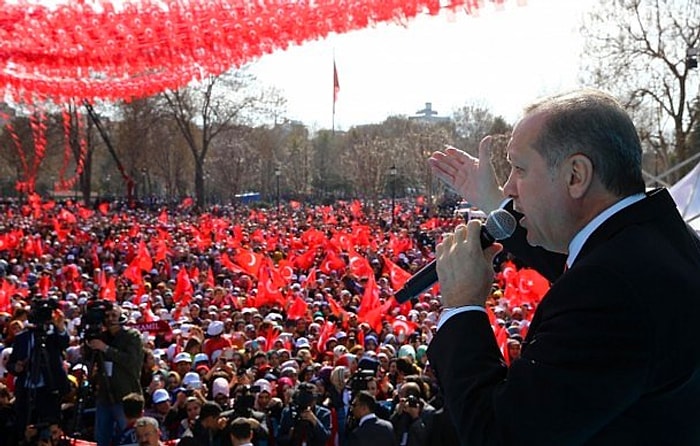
[348,415,397,446]
[7,327,70,395]
[428,189,700,445]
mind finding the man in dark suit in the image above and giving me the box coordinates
[348,391,396,446]
[426,89,700,445]
[7,300,70,434]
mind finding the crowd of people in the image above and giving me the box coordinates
[0,195,540,446]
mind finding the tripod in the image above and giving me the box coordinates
[68,342,113,439]
[22,325,60,432]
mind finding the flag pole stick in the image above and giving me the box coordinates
[332,51,336,136]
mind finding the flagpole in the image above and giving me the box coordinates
[332,53,336,136]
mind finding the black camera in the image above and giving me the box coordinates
[290,385,316,422]
[28,298,58,327]
[232,384,261,413]
[348,368,375,394]
[80,299,112,341]
[405,395,421,408]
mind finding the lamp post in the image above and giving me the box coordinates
[390,165,397,225]
[274,166,281,211]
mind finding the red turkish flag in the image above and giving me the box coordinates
[304,267,318,290]
[138,240,153,272]
[173,267,193,305]
[327,295,347,319]
[256,266,285,307]
[381,255,412,291]
[180,197,194,209]
[277,259,295,283]
[390,316,418,338]
[347,247,373,279]
[0,281,11,313]
[294,249,318,271]
[220,253,246,274]
[205,267,215,288]
[98,202,109,215]
[58,208,77,224]
[100,275,116,301]
[287,294,308,320]
[234,249,264,278]
[158,209,168,224]
[262,324,280,353]
[319,249,345,275]
[358,274,380,317]
[361,300,392,333]
[77,206,94,219]
[317,321,337,353]
[350,200,362,218]
[123,259,142,284]
[333,61,340,104]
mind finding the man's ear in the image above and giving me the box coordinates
[565,153,594,199]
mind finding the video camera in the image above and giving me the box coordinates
[79,299,112,341]
[348,368,375,394]
[28,297,58,328]
[233,384,261,414]
[290,384,316,423]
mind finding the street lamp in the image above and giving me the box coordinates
[274,166,281,211]
[389,165,397,225]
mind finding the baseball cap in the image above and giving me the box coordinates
[182,372,202,389]
[193,353,209,365]
[152,388,170,404]
[207,320,224,337]
[174,352,192,364]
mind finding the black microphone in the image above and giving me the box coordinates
[393,209,517,304]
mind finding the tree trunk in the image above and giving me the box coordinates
[195,160,205,209]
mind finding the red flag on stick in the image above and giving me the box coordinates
[287,295,308,320]
[173,267,193,306]
[333,61,340,104]
[381,255,412,291]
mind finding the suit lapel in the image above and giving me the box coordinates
[574,189,671,267]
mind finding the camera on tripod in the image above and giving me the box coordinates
[80,299,112,341]
[28,297,59,328]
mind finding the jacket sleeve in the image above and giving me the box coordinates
[427,267,653,446]
[311,407,331,443]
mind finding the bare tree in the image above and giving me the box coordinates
[581,0,700,183]
[159,69,273,208]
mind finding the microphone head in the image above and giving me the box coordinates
[484,209,517,241]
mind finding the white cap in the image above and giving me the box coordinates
[174,352,192,364]
[207,320,224,337]
[182,371,201,389]
[152,388,170,404]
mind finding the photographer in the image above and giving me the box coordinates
[21,420,71,446]
[221,383,269,445]
[7,299,70,434]
[390,382,434,446]
[84,301,144,446]
[277,382,331,446]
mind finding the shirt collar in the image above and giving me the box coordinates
[566,193,646,268]
[359,413,377,426]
